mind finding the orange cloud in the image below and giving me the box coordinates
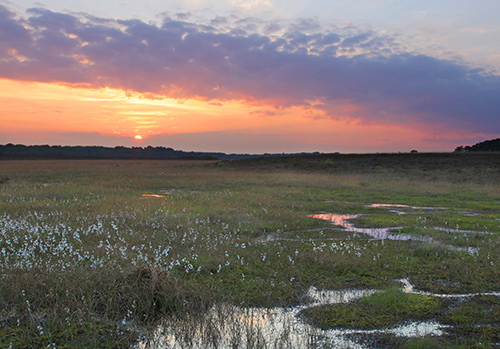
[2,3,499,140]
[1,78,465,153]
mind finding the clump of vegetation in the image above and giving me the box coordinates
[0,319,136,348]
[442,295,500,344]
[300,286,443,330]
[444,295,500,326]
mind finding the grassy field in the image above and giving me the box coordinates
[0,153,499,348]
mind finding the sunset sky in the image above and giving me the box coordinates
[1,0,499,153]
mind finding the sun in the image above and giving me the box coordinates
[134,135,143,140]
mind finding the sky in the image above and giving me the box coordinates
[1,0,499,153]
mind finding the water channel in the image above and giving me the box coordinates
[135,203,496,348]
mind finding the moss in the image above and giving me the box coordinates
[301,286,443,330]
[442,295,500,326]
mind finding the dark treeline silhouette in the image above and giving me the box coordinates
[0,144,321,160]
[455,138,500,152]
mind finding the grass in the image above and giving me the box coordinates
[300,286,444,330]
[0,154,499,347]
[347,293,500,348]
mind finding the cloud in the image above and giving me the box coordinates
[0,130,306,153]
[1,5,499,134]
[148,131,288,153]
[229,0,272,12]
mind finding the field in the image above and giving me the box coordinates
[0,153,499,348]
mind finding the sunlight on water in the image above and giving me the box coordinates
[309,211,480,255]
[308,213,411,241]
[308,213,358,227]
[368,203,412,208]
[137,285,449,348]
[134,203,494,348]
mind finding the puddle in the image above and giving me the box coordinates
[141,189,181,198]
[456,212,482,217]
[309,213,479,255]
[140,304,365,348]
[308,213,413,242]
[142,194,166,198]
[389,321,448,338]
[399,278,500,298]
[138,278,500,348]
[369,204,412,208]
[257,213,479,255]
[433,226,492,235]
[306,285,377,305]
[136,205,494,347]
[136,286,447,349]
[367,203,485,218]
[137,279,500,348]
[367,203,447,215]
[367,204,447,210]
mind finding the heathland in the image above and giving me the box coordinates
[0,153,499,347]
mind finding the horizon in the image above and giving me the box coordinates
[1,142,476,155]
[1,1,499,153]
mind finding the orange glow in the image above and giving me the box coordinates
[0,78,466,152]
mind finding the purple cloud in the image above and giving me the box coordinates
[1,5,499,134]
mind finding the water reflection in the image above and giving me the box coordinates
[306,285,376,305]
[399,278,500,298]
[368,204,411,208]
[142,194,166,198]
[309,212,479,255]
[308,213,412,241]
[366,203,448,215]
[367,204,447,210]
[367,203,483,217]
[136,204,491,347]
[138,285,447,349]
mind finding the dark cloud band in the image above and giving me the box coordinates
[1,5,499,133]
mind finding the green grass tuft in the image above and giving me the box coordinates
[301,286,443,330]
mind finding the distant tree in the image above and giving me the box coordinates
[456,138,500,152]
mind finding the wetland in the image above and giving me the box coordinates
[0,153,499,347]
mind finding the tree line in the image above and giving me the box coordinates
[0,144,322,160]
[455,138,500,152]
[0,144,226,160]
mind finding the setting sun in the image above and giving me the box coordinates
[1,1,498,153]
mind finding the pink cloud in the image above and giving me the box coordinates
[1,5,499,135]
